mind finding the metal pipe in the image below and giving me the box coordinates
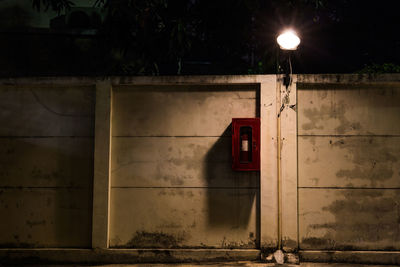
[276,74,283,250]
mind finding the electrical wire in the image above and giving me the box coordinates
[288,53,293,87]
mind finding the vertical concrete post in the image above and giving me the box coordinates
[92,80,112,249]
[260,78,279,249]
[280,75,298,252]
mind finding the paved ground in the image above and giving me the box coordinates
[3,263,399,267]
[90,263,400,267]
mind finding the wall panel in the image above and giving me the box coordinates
[298,84,400,252]
[298,86,400,136]
[299,136,400,188]
[112,137,258,188]
[112,85,258,136]
[110,84,260,248]
[0,85,95,248]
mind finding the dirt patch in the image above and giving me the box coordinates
[124,231,185,248]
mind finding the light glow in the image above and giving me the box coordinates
[277,30,300,50]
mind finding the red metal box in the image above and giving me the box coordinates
[232,118,260,171]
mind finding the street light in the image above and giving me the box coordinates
[277,30,300,50]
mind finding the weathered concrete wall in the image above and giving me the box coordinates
[110,84,260,248]
[298,82,400,250]
[0,85,95,248]
[2,75,400,264]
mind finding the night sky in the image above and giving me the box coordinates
[290,0,400,74]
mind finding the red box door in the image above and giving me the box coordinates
[232,118,260,171]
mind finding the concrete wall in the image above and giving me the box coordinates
[297,82,400,250]
[0,84,95,248]
[109,84,260,248]
[2,75,400,264]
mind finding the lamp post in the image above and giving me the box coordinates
[274,29,301,265]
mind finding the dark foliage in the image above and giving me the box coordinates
[4,0,399,75]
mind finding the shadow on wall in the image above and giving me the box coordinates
[204,123,260,248]
[0,138,93,248]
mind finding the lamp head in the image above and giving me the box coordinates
[277,30,300,50]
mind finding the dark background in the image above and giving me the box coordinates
[1,0,399,76]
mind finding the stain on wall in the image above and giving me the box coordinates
[299,136,400,188]
[302,101,362,134]
[300,189,400,250]
[124,231,186,248]
[298,86,400,135]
